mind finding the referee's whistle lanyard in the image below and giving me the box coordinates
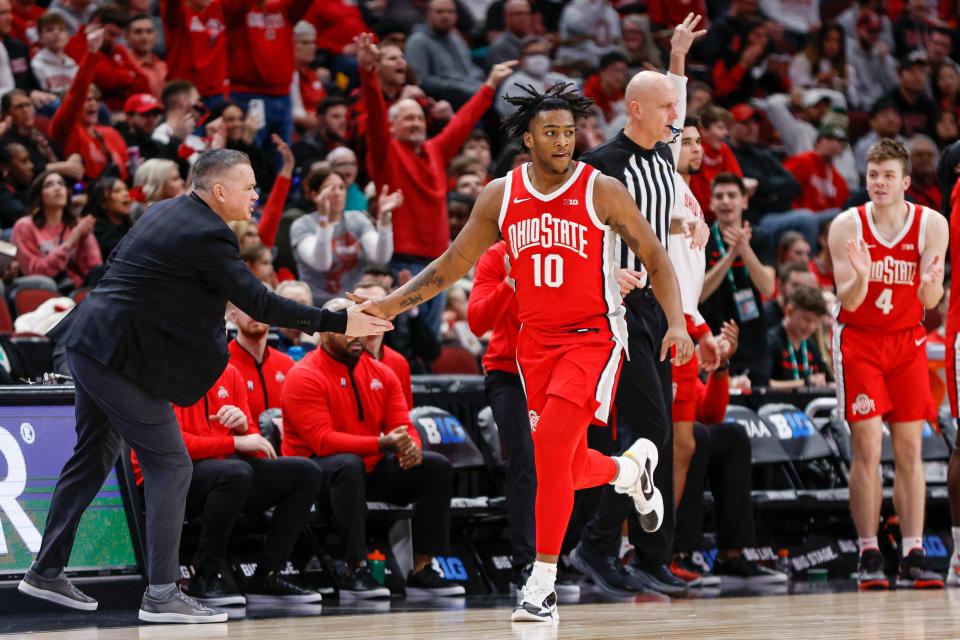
[712,223,759,323]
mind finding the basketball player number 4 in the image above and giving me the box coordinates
[874,288,893,315]
[531,253,564,288]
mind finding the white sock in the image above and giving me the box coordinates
[952,527,960,562]
[611,456,639,489]
[902,536,923,557]
[858,537,879,554]
[528,561,557,591]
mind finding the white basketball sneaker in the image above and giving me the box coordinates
[947,554,960,587]
[615,437,664,532]
[511,582,559,623]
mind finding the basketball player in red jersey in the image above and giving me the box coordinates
[350,33,692,622]
[829,138,947,591]
[943,164,960,587]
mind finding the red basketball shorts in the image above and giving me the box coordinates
[516,327,624,426]
[833,323,933,423]
[671,351,700,422]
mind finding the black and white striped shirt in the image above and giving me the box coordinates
[580,133,677,271]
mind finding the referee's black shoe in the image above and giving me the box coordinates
[569,543,636,597]
[625,562,689,597]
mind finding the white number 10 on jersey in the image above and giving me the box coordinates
[531,253,564,288]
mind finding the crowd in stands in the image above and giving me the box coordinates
[5,0,960,602]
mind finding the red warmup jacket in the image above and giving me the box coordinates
[131,364,262,483]
[690,142,742,220]
[11,3,43,47]
[378,344,413,409]
[784,150,849,212]
[50,52,128,181]
[228,339,294,422]
[65,33,151,112]
[303,0,368,55]
[694,370,730,425]
[224,0,312,95]
[281,348,420,472]
[946,179,960,336]
[161,0,229,98]
[467,241,519,375]
[255,174,291,247]
[362,65,494,259]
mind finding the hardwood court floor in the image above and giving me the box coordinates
[9,588,960,640]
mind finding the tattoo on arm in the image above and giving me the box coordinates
[395,267,446,312]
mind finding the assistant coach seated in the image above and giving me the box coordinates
[282,298,464,599]
[132,364,324,606]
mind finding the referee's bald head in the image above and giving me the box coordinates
[624,71,678,147]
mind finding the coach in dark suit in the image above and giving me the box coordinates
[17,149,391,624]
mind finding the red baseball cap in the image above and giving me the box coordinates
[124,93,162,115]
[731,103,758,123]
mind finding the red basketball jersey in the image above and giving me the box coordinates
[499,162,627,340]
[836,202,929,332]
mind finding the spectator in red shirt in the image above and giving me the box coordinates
[302,0,368,58]
[50,30,129,181]
[353,279,414,408]
[224,0,312,146]
[65,5,151,112]
[282,297,463,599]
[290,20,327,135]
[228,302,295,421]
[906,134,942,210]
[10,0,43,46]
[582,51,629,125]
[690,105,744,220]
[126,14,166,99]
[466,240,536,586]
[356,32,513,336]
[784,126,850,213]
[11,169,102,289]
[161,0,228,104]
[133,364,325,606]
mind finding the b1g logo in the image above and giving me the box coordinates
[0,425,43,554]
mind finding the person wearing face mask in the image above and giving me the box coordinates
[290,162,401,305]
[496,36,574,118]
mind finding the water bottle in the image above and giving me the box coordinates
[367,549,386,585]
[776,548,792,580]
[288,345,305,362]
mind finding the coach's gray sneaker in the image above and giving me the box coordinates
[139,587,229,623]
[18,567,98,611]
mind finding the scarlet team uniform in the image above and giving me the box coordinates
[500,162,627,424]
[945,181,960,416]
[833,202,934,423]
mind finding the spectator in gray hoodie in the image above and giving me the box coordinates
[406,0,485,109]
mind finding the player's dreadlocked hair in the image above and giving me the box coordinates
[500,82,594,148]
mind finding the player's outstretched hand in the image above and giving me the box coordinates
[345,300,393,335]
[661,324,694,365]
[921,254,944,286]
[846,238,871,279]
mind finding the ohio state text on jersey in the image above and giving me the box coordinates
[836,202,930,332]
[498,162,627,343]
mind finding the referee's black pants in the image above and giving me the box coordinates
[485,370,536,569]
[579,289,674,567]
[674,422,756,552]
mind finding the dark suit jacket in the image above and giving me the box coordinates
[49,193,347,405]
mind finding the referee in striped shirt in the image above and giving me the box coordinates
[570,14,706,597]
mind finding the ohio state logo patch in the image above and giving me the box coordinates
[852,393,875,416]
[528,410,540,432]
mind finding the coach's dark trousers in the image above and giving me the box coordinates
[674,422,756,552]
[485,370,536,569]
[35,348,193,585]
[186,457,324,576]
[580,289,675,567]
[312,451,453,565]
